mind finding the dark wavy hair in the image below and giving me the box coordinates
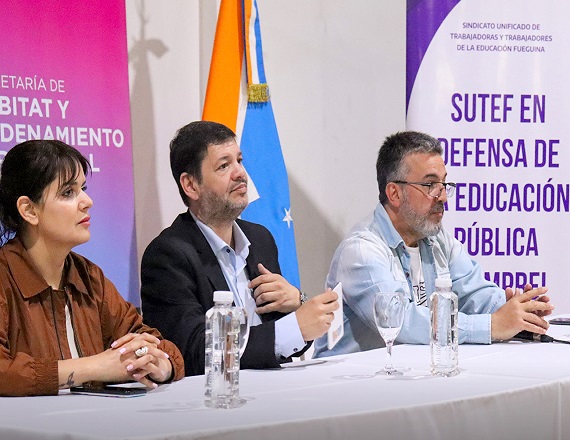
[376,131,443,204]
[0,139,90,241]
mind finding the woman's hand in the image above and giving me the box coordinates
[57,333,173,390]
[110,333,173,387]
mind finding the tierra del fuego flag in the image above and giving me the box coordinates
[202,0,301,287]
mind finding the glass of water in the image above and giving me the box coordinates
[373,291,406,375]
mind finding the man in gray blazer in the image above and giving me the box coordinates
[141,120,338,376]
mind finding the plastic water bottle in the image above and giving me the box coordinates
[430,277,459,377]
[204,291,243,408]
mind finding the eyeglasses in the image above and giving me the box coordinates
[392,181,456,198]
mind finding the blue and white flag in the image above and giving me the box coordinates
[203,0,300,286]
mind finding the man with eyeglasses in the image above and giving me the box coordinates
[313,131,553,357]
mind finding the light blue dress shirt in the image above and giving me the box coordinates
[314,203,505,358]
[192,213,304,359]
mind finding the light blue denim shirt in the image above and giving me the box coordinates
[314,203,505,358]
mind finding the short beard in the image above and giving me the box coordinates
[400,194,444,239]
[200,190,248,226]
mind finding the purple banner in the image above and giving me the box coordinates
[407,0,570,313]
[406,0,461,109]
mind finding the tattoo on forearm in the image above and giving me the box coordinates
[59,372,75,388]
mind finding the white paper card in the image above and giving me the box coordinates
[327,282,344,350]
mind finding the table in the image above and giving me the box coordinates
[1,324,570,440]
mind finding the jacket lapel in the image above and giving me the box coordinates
[181,212,230,293]
[239,221,284,323]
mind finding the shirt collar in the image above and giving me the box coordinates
[2,236,90,299]
[372,203,435,250]
[190,211,251,260]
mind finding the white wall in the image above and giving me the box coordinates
[126,0,406,296]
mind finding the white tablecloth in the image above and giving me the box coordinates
[1,324,570,440]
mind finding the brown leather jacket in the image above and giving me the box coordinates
[0,237,184,396]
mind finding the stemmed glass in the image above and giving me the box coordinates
[373,292,406,375]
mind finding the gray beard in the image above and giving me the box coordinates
[400,198,443,239]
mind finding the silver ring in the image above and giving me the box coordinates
[135,346,148,357]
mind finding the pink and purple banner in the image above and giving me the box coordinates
[0,1,138,304]
[407,0,570,313]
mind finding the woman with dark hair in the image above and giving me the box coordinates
[0,139,184,396]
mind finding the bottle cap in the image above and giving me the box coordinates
[435,277,452,289]
[213,290,233,303]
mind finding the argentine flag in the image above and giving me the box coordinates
[202,0,300,287]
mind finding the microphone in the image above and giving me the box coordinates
[514,330,570,344]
